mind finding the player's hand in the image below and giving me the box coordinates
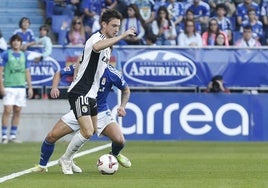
[27,87,33,99]
[124,27,136,38]
[50,88,60,98]
[117,106,126,117]
[0,87,5,96]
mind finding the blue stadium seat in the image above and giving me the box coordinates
[45,0,54,18]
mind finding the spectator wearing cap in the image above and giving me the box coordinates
[205,75,230,93]
[13,17,36,51]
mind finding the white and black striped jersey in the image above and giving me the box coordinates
[67,31,109,98]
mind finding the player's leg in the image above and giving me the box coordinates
[59,97,97,174]
[10,88,27,143]
[1,105,12,144]
[32,119,74,172]
[9,105,22,142]
[102,123,131,168]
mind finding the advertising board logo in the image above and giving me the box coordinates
[123,50,196,85]
[27,51,61,84]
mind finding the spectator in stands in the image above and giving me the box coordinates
[53,0,80,18]
[177,19,203,47]
[151,6,177,45]
[179,9,202,34]
[13,17,36,51]
[145,33,157,45]
[208,0,236,17]
[119,4,145,45]
[202,18,229,46]
[236,0,260,27]
[214,32,229,45]
[0,30,7,54]
[213,4,233,45]
[58,16,86,46]
[166,0,185,34]
[205,75,230,93]
[186,0,210,33]
[81,0,104,36]
[34,25,53,63]
[0,34,33,144]
[241,8,263,42]
[261,0,268,45]
[134,0,156,35]
[44,17,58,44]
[235,25,261,46]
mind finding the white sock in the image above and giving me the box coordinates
[62,132,88,160]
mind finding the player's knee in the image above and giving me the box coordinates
[114,136,125,146]
[81,129,94,139]
[45,132,58,143]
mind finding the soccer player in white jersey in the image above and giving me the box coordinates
[34,9,135,174]
[32,61,131,174]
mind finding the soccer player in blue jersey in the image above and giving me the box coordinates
[32,60,131,174]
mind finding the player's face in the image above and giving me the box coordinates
[103,18,120,38]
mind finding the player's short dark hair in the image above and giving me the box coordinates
[100,9,122,24]
[10,34,22,44]
[19,17,31,28]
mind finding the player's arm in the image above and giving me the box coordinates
[117,86,130,117]
[93,28,136,52]
[50,71,61,98]
[0,66,5,96]
[25,68,33,99]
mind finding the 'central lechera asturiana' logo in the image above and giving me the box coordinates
[123,50,196,86]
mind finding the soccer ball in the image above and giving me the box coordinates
[97,154,119,175]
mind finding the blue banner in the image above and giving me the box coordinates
[106,93,268,141]
[28,47,268,88]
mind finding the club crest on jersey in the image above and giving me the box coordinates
[82,106,88,113]
[101,77,106,85]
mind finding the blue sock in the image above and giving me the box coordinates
[39,139,55,166]
[2,126,8,138]
[10,126,18,138]
[111,142,124,156]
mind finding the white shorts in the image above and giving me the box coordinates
[61,109,117,137]
[3,88,27,107]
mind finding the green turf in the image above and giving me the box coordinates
[0,141,268,188]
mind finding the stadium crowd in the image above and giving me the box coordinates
[0,0,268,49]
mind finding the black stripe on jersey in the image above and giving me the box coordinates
[71,50,100,95]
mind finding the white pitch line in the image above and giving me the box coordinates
[0,143,111,184]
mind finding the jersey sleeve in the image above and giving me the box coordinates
[0,51,8,67]
[60,64,75,77]
[109,66,128,90]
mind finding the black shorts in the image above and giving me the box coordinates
[68,93,97,119]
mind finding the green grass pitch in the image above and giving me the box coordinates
[0,141,268,188]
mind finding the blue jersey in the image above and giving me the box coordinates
[60,64,128,112]
[13,28,35,45]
